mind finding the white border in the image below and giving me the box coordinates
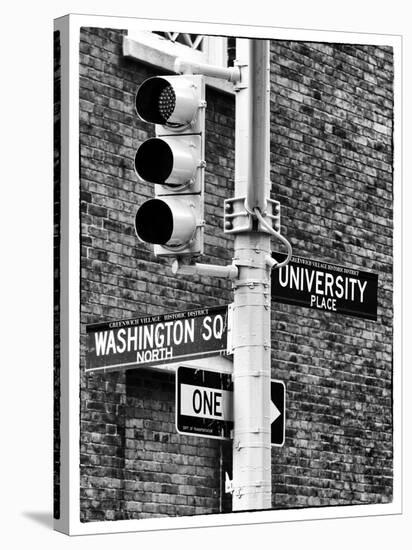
[54,13,402,536]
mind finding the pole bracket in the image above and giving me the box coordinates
[233,59,247,91]
[224,196,281,234]
[224,196,252,234]
[174,57,241,83]
[172,259,238,279]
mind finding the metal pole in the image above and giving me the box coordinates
[246,40,271,214]
[231,39,272,511]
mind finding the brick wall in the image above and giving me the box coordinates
[79,27,234,521]
[269,41,393,507]
[78,28,393,521]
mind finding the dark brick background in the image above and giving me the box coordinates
[77,28,393,521]
[269,41,393,508]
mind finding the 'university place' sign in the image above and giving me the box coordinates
[272,254,378,320]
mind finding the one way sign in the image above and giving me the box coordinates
[176,367,286,446]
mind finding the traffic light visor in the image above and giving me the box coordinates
[136,75,202,130]
[135,197,197,248]
[135,77,176,125]
[135,199,174,245]
[135,136,200,187]
[135,138,173,184]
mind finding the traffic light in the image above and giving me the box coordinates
[134,75,205,257]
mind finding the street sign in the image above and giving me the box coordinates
[271,253,378,320]
[86,305,228,373]
[271,380,285,447]
[176,366,286,444]
[176,366,234,440]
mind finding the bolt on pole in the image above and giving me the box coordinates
[231,38,272,511]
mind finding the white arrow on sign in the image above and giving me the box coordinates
[270,400,281,423]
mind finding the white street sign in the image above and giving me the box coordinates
[180,383,233,421]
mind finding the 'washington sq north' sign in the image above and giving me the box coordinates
[272,253,378,320]
[86,306,228,372]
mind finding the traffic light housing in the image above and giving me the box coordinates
[134,75,205,257]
